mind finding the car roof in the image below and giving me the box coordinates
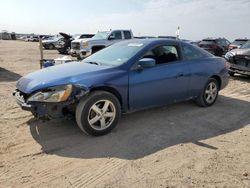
[202,38,227,41]
[119,38,188,46]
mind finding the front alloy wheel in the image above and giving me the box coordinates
[76,91,121,136]
[88,100,116,131]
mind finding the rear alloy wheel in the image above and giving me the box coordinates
[76,91,121,136]
[195,78,219,107]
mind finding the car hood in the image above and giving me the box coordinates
[59,32,71,40]
[16,62,111,94]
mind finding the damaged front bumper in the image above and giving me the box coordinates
[229,63,250,76]
[227,55,250,76]
[13,86,88,120]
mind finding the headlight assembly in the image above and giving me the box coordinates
[82,42,88,48]
[28,85,73,103]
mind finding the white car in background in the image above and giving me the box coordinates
[70,30,133,59]
[42,36,62,50]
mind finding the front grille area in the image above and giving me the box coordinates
[14,89,29,105]
[71,42,80,50]
[16,90,29,101]
[233,55,250,68]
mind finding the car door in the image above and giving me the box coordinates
[128,44,190,110]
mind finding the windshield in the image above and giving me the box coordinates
[73,34,81,39]
[92,31,110,39]
[232,40,247,46]
[240,40,250,49]
[82,41,145,66]
[79,34,94,39]
[45,37,59,41]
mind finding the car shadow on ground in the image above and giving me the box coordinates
[0,67,22,82]
[28,95,250,160]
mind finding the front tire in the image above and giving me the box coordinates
[76,91,121,136]
[195,78,219,107]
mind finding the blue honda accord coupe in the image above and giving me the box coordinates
[14,39,229,136]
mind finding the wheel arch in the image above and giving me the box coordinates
[89,86,123,108]
[210,75,221,90]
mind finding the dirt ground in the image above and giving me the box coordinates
[0,40,250,188]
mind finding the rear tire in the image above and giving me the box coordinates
[195,78,219,107]
[76,91,121,136]
[48,44,54,50]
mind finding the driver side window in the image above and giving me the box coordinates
[143,45,179,65]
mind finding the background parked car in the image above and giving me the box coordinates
[198,38,230,56]
[225,40,250,76]
[28,36,39,42]
[41,35,54,40]
[24,36,31,42]
[70,29,133,59]
[56,33,95,54]
[228,38,249,51]
[55,32,73,54]
[42,36,61,50]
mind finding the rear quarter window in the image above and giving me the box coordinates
[182,43,212,60]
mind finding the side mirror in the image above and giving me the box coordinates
[138,58,156,69]
[109,34,115,40]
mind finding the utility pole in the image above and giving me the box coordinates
[38,36,44,69]
[176,26,180,40]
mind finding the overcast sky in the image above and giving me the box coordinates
[0,0,250,41]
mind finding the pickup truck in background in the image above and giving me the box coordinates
[70,30,133,59]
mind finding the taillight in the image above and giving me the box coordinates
[229,44,236,49]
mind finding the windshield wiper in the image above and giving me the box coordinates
[85,61,101,65]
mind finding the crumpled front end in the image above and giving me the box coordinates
[226,51,250,76]
[13,85,87,120]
